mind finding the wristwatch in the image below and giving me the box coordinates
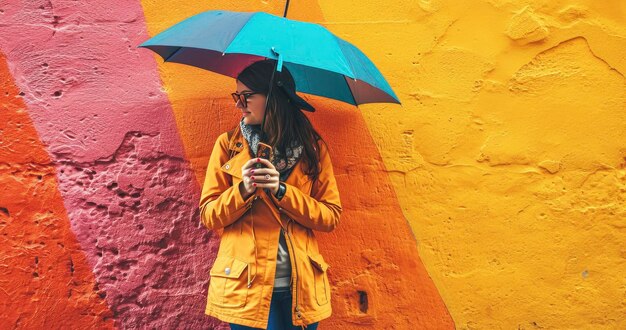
[274,182,286,200]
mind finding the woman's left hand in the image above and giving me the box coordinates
[248,158,280,195]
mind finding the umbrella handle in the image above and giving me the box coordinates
[270,47,284,72]
[260,50,282,142]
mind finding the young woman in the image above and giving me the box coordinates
[199,59,342,329]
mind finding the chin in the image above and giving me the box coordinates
[244,118,259,125]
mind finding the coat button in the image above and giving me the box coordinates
[224,164,231,170]
[225,267,231,275]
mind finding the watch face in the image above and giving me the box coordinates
[276,183,286,199]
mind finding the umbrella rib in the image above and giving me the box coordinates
[329,33,357,79]
[222,13,257,55]
[343,76,358,106]
[164,46,184,62]
[329,34,359,105]
[333,38,401,105]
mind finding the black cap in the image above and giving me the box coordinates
[275,74,315,112]
[237,59,315,112]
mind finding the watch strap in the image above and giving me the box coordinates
[274,182,286,200]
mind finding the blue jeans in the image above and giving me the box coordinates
[229,289,319,330]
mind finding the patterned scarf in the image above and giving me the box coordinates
[239,118,304,181]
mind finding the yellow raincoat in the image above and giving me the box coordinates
[199,125,342,328]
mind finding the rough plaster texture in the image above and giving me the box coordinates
[55,131,223,329]
[1,0,625,329]
[0,53,113,328]
[0,1,222,329]
[317,0,626,328]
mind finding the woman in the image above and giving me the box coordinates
[199,59,342,329]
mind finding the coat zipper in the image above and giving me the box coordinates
[246,195,259,288]
[282,221,302,322]
[266,190,305,325]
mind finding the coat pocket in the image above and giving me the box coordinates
[308,254,330,306]
[208,256,249,308]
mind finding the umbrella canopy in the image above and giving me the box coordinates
[139,10,400,106]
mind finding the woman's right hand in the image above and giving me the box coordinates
[239,158,260,200]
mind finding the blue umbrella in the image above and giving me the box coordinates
[139,9,400,106]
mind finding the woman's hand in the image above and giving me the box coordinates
[240,158,280,198]
[239,159,257,200]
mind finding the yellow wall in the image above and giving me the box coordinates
[318,0,625,328]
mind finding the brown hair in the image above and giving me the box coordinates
[237,59,324,180]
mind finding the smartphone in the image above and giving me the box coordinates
[255,142,273,169]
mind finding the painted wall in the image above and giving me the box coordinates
[1,0,624,329]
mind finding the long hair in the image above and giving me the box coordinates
[237,60,323,181]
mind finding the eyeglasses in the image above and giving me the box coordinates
[231,92,261,108]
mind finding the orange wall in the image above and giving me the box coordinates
[140,1,453,328]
